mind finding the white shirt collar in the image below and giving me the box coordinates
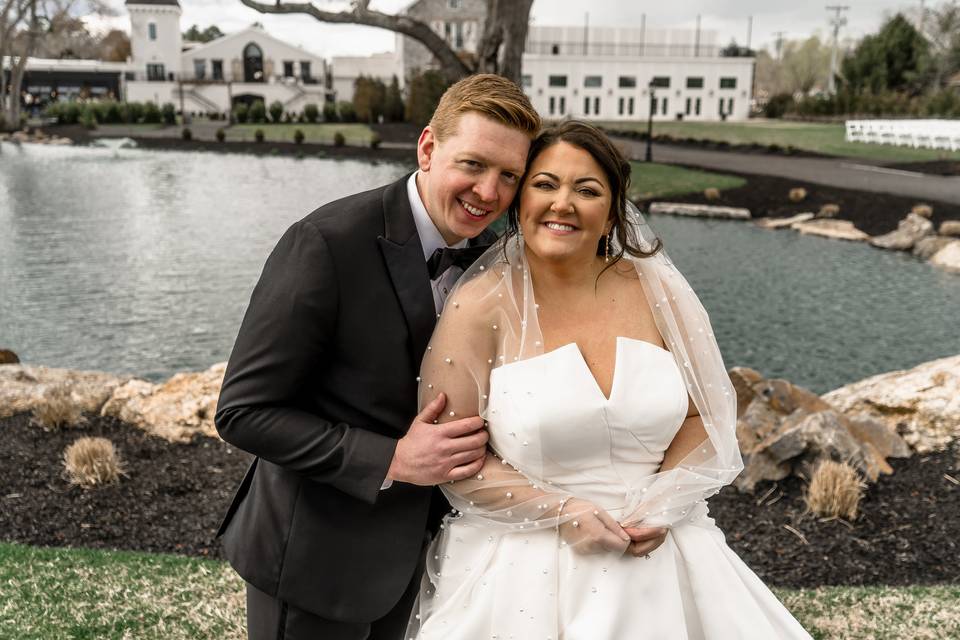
[407,171,466,262]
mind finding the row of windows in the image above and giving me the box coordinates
[547,95,736,117]
[189,59,313,80]
[530,74,738,90]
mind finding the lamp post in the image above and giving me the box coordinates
[645,82,656,162]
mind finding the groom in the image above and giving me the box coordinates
[214,74,540,639]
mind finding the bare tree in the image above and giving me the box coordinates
[2,0,41,128]
[917,1,960,88]
[236,0,534,83]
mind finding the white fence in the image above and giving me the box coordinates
[845,119,960,151]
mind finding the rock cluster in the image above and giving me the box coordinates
[648,202,751,219]
[0,362,226,443]
[0,130,73,145]
[731,367,910,492]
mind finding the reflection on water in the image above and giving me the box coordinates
[2,143,958,392]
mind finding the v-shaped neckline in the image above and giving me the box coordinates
[558,337,670,403]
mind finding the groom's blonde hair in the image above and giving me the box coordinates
[430,73,540,141]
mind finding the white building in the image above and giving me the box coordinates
[523,26,753,122]
[330,52,403,104]
[124,0,332,114]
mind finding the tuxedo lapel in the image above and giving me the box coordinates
[377,176,437,366]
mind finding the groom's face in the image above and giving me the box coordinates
[416,112,530,245]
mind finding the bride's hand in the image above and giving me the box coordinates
[557,498,631,555]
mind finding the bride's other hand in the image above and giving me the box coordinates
[622,526,668,558]
[558,498,631,555]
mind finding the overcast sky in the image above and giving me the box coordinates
[86,0,926,58]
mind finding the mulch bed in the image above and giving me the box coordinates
[2,412,957,587]
[652,169,960,236]
[885,160,960,176]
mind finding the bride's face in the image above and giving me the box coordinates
[518,142,613,265]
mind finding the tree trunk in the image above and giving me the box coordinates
[476,0,533,84]
[6,0,38,128]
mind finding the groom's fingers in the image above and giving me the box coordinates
[447,447,487,467]
[440,416,486,437]
[447,455,486,481]
[445,429,488,453]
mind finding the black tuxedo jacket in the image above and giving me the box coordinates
[215,174,494,623]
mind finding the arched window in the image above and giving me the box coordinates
[243,43,264,83]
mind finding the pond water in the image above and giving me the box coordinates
[2,142,958,393]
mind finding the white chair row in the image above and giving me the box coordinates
[845,119,960,151]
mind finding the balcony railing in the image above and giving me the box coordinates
[125,72,324,85]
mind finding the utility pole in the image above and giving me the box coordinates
[694,14,701,57]
[826,5,849,94]
[772,31,787,60]
[746,16,753,51]
[918,0,926,36]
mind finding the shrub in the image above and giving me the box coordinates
[102,101,122,124]
[337,101,356,123]
[269,100,284,123]
[788,188,808,203]
[32,386,85,430]
[126,101,144,124]
[370,132,381,149]
[249,100,266,123]
[293,128,305,144]
[63,437,125,487]
[703,187,720,201]
[764,93,794,119]
[215,127,225,142]
[322,102,338,123]
[234,103,249,124]
[161,102,176,125]
[333,131,346,147]
[181,127,192,141]
[304,103,319,123]
[79,105,98,130]
[142,102,162,124]
[804,460,864,520]
[254,128,265,143]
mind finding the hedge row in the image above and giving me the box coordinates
[765,89,960,119]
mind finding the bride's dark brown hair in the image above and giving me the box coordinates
[505,120,663,264]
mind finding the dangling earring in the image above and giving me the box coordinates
[604,231,611,263]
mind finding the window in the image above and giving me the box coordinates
[549,96,556,116]
[548,75,567,88]
[685,97,691,115]
[618,97,624,115]
[455,22,464,49]
[283,61,294,77]
[584,75,602,88]
[583,96,590,114]
[148,23,157,41]
[727,97,734,114]
[243,43,264,82]
[686,76,704,89]
[194,59,206,80]
[300,61,312,81]
[146,63,165,81]
[521,74,532,88]
[650,76,670,88]
[212,59,223,81]
[628,97,635,115]
[551,44,560,55]
[618,76,636,88]
[661,97,668,115]
[559,96,566,116]
[720,77,737,89]
[448,0,461,8]
[695,98,702,115]
[593,96,600,115]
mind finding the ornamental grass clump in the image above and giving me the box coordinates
[788,187,807,202]
[63,437,126,487]
[703,187,720,200]
[32,385,85,430]
[804,460,865,521]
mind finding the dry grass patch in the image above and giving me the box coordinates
[789,187,808,202]
[818,203,841,218]
[31,384,85,429]
[63,437,126,487]
[703,187,721,200]
[805,460,865,520]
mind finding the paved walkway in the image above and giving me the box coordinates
[614,137,960,205]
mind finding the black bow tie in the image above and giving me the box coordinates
[426,245,489,280]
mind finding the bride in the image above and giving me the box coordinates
[408,121,811,639]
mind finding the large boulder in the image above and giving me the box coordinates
[823,354,960,453]
[869,213,934,251]
[0,364,129,418]
[930,240,960,273]
[100,362,226,443]
[648,202,751,220]
[733,373,910,492]
[912,235,955,260]
[790,219,870,242]
[754,213,814,229]
[0,349,19,364]
[939,221,960,237]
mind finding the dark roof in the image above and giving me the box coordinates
[125,0,180,6]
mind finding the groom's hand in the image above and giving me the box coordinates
[387,393,488,486]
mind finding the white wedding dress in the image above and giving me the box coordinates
[415,337,811,639]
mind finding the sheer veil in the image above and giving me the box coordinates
[409,202,743,634]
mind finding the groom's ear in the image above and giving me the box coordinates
[417,126,436,172]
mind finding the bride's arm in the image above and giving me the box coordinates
[659,401,708,472]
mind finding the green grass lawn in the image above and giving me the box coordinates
[602,119,960,163]
[226,123,375,145]
[628,161,747,200]
[2,542,957,639]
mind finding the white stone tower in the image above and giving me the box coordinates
[127,0,182,81]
